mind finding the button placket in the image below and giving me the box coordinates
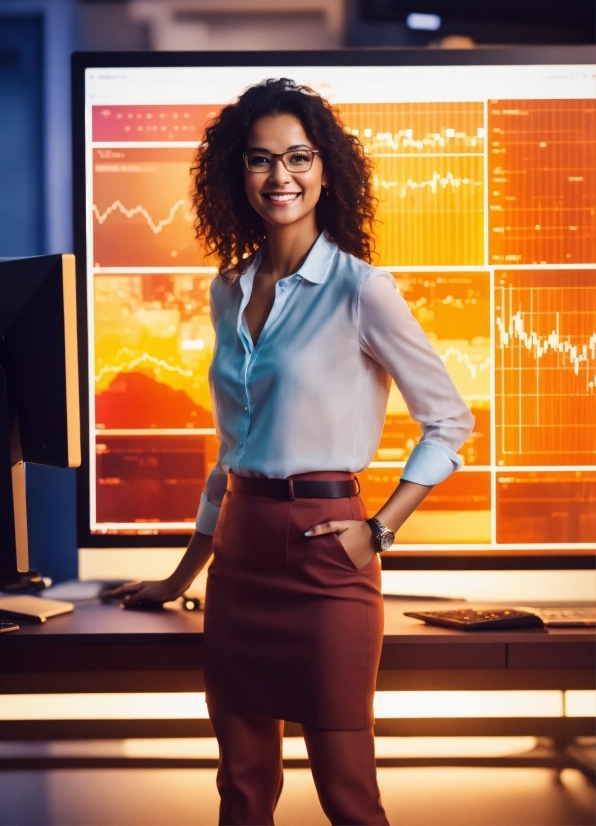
[235,274,300,468]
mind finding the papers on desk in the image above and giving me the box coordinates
[41,579,106,601]
[0,595,74,623]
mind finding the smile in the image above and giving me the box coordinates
[264,193,301,204]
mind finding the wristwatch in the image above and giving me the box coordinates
[366,516,395,552]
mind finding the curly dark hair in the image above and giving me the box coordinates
[190,78,377,277]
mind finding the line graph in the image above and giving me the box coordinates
[93,199,187,235]
[377,169,476,196]
[92,147,208,267]
[496,303,596,388]
[95,349,194,384]
[441,344,490,381]
[94,273,215,430]
[337,102,484,266]
[488,100,596,264]
[495,269,596,465]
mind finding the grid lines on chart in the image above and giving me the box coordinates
[336,102,484,267]
[495,269,596,465]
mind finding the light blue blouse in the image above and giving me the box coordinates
[196,232,474,535]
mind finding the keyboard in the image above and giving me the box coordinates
[516,606,596,627]
[404,608,544,630]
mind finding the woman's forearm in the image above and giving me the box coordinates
[167,530,214,591]
[374,479,434,534]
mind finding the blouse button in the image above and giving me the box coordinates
[243,406,248,412]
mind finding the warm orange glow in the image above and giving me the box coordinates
[488,100,595,265]
[565,690,596,717]
[373,691,564,718]
[120,736,538,760]
[337,103,485,266]
[88,97,596,549]
[5,691,594,721]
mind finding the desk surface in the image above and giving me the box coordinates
[0,599,593,697]
[1,600,593,755]
[2,598,594,644]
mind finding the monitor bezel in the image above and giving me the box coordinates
[73,46,596,569]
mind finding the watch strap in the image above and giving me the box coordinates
[366,516,395,552]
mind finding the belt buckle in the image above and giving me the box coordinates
[286,479,296,501]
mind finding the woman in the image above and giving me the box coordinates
[109,78,474,825]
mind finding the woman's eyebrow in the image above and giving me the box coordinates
[245,144,313,152]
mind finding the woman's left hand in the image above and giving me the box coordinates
[305,520,376,571]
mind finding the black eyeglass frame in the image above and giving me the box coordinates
[243,149,321,173]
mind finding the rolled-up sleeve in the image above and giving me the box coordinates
[195,439,228,535]
[358,272,474,486]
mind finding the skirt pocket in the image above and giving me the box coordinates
[327,531,361,572]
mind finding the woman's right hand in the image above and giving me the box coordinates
[104,530,214,610]
[104,577,186,609]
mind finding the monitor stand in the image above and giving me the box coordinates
[0,569,45,593]
[0,369,45,593]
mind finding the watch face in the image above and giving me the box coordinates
[380,530,395,551]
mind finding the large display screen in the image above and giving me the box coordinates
[77,52,595,559]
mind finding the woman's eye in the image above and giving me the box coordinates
[248,155,271,166]
[289,152,310,164]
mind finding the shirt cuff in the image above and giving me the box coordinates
[195,492,221,536]
[400,439,463,486]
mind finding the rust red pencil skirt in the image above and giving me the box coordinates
[203,471,384,730]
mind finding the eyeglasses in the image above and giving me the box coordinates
[243,148,320,173]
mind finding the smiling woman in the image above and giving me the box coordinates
[110,77,473,826]
[190,78,377,276]
[243,114,327,235]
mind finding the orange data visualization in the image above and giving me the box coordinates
[89,97,595,548]
[337,102,485,266]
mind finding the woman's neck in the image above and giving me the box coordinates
[262,217,320,282]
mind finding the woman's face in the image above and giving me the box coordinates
[243,113,327,231]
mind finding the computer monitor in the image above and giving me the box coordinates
[0,254,81,589]
[72,47,595,569]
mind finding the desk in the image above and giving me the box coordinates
[1,600,594,776]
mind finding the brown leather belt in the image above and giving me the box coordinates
[226,473,360,501]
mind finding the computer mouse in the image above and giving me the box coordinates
[123,598,165,611]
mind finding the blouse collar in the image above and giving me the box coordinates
[239,232,338,287]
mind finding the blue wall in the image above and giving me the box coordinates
[0,16,44,255]
[0,3,77,584]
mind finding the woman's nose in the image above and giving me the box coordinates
[267,157,291,185]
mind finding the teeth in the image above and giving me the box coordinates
[267,193,298,201]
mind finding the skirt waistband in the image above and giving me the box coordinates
[226,472,359,501]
